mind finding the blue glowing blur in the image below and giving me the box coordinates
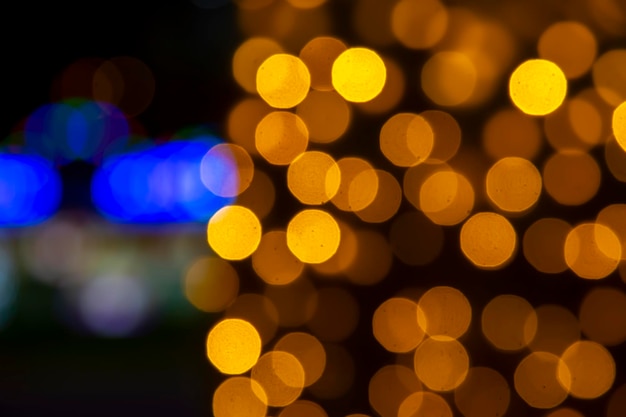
[0,154,62,227]
[91,137,236,223]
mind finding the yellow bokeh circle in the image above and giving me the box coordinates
[207,205,262,260]
[332,47,386,103]
[206,318,262,375]
[257,54,311,109]
[287,209,341,264]
[509,59,567,116]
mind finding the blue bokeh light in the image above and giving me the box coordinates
[0,153,62,227]
[91,137,236,223]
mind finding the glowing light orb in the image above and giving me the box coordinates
[509,59,567,116]
[287,209,340,264]
[207,205,262,260]
[332,47,386,103]
[206,318,262,375]
[256,54,311,108]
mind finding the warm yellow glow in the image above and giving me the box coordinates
[252,231,304,285]
[413,336,469,391]
[614,101,626,151]
[403,163,450,209]
[225,294,279,346]
[421,110,461,163]
[373,297,425,353]
[344,229,393,286]
[212,376,267,417]
[307,344,354,399]
[579,287,626,346]
[453,367,511,417]
[420,171,474,226]
[421,51,477,106]
[592,49,626,106]
[509,59,567,116]
[564,222,621,279]
[287,0,326,9]
[481,295,537,351]
[460,212,517,269]
[184,256,239,313]
[251,351,305,407]
[256,53,311,108]
[207,205,262,260]
[607,384,626,417]
[275,332,326,387]
[296,90,351,143]
[311,219,357,277]
[546,409,584,417]
[299,36,347,91]
[380,113,434,167]
[357,56,405,114]
[538,21,597,79]
[287,209,340,264]
[287,151,341,205]
[206,318,262,375]
[398,391,452,417]
[233,37,283,94]
[558,341,615,399]
[307,287,359,342]
[543,151,601,206]
[255,111,309,165]
[331,157,378,212]
[389,210,444,266]
[278,400,328,417]
[529,304,580,355]
[354,170,402,224]
[417,286,471,340]
[485,157,542,212]
[369,365,422,417]
[597,204,626,259]
[605,135,626,183]
[227,98,272,155]
[391,0,448,49]
[514,352,569,409]
[523,218,571,274]
[236,169,276,220]
[482,107,541,161]
[332,47,386,103]
[201,144,254,197]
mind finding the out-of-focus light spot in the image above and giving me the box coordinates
[514,351,569,409]
[420,170,474,226]
[330,157,378,212]
[201,143,254,198]
[344,229,393,286]
[92,139,234,223]
[592,49,626,106]
[389,210,443,266]
[564,222,621,279]
[373,297,425,353]
[206,318,261,374]
[286,209,340,264]
[255,111,309,165]
[355,170,402,223]
[50,57,103,101]
[332,47,386,103]
[542,151,600,206]
[184,256,239,312]
[299,36,347,91]
[312,220,357,277]
[287,0,325,9]
[421,51,477,106]
[391,0,448,49]
[236,169,276,220]
[545,409,584,417]
[287,151,341,205]
[523,218,571,274]
[278,400,328,417]
[257,54,311,109]
[414,336,469,391]
[92,56,155,117]
[460,212,516,269]
[607,384,626,417]
[251,350,305,407]
[485,157,541,213]
[227,98,272,155]
[579,286,626,346]
[558,340,615,399]
[308,343,354,399]
[275,332,326,387]
[212,376,268,417]
[0,153,61,227]
[79,274,151,338]
[398,391,452,417]
[207,205,261,260]
[605,135,626,183]
[252,231,304,286]
[352,0,395,47]
[233,37,284,94]
[529,304,581,355]
[614,101,626,151]
[454,367,510,417]
[264,277,317,327]
[369,365,423,417]
[597,204,626,259]
[225,293,279,346]
[481,294,537,351]
[538,22,597,79]
[380,113,434,167]
[417,286,471,339]
[403,163,450,210]
[544,97,603,151]
[482,107,542,161]
[356,56,405,114]
[421,110,461,163]
[296,90,351,144]
[307,287,359,342]
[509,59,567,116]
